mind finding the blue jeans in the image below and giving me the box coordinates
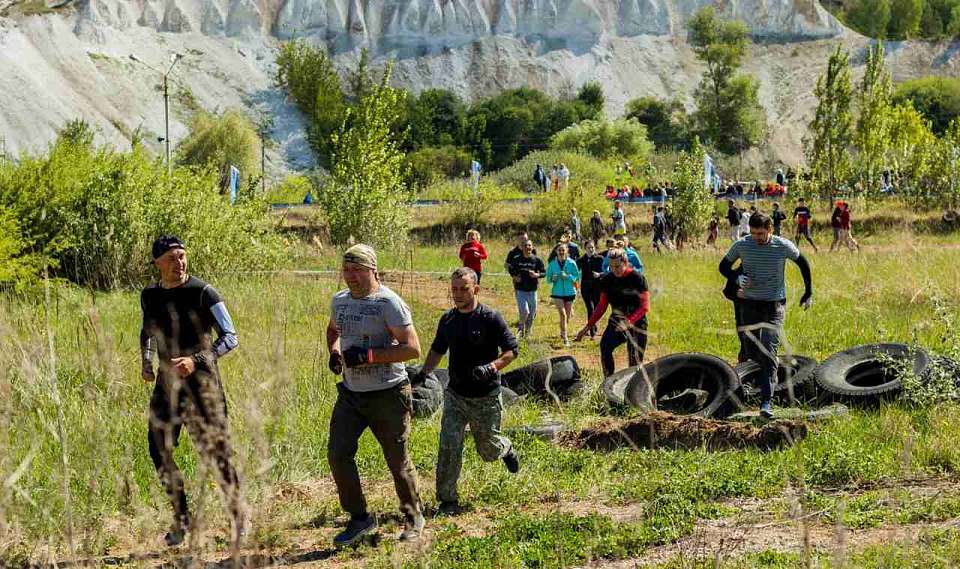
[514,290,537,335]
[737,300,785,403]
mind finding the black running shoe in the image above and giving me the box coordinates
[333,514,377,548]
[502,449,520,474]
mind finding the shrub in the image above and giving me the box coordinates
[493,150,614,194]
[426,180,510,228]
[893,77,960,136]
[550,118,654,161]
[0,127,285,289]
[405,145,472,190]
[176,108,261,187]
[0,206,41,287]
[528,183,611,231]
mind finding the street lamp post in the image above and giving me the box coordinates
[129,53,183,177]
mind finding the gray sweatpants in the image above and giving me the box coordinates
[436,388,512,504]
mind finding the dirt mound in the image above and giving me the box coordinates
[560,412,807,452]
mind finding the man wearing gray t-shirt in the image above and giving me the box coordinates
[326,244,424,546]
[719,213,812,419]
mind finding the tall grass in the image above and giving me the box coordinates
[1,229,960,565]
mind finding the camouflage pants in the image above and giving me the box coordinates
[436,389,512,504]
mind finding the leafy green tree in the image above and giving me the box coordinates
[404,89,467,150]
[807,46,854,195]
[624,97,690,149]
[854,42,893,194]
[549,118,654,160]
[939,118,960,208]
[920,0,945,36]
[177,109,261,186]
[847,0,891,38]
[59,119,96,148]
[888,102,937,198]
[893,76,960,135]
[687,7,767,154]
[949,3,960,35]
[888,0,923,38]
[322,64,410,246]
[670,139,713,244]
[275,40,345,168]
[576,82,605,119]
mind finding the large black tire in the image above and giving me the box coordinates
[406,365,445,419]
[735,355,819,406]
[602,366,640,408]
[411,376,443,419]
[501,356,582,400]
[814,343,930,403]
[625,353,740,418]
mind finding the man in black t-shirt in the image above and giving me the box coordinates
[140,236,244,547]
[772,203,787,236]
[574,248,650,377]
[504,231,535,271]
[416,268,520,514]
[793,198,819,251]
[507,240,545,338]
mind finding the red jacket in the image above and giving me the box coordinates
[459,241,488,273]
[840,209,851,230]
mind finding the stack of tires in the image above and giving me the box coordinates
[600,343,951,419]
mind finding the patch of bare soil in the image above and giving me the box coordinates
[560,412,808,452]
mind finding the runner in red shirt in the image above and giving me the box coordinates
[459,230,489,283]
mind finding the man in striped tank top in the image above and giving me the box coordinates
[719,213,813,418]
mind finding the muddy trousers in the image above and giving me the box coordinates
[436,389,512,504]
[737,299,785,402]
[599,318,648,378]
[327,382,421,524]
[148,362,242,529]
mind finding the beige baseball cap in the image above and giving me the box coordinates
[343,244,378,270]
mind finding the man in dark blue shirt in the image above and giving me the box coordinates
[415,267,520,515]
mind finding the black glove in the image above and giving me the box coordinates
[410,369,428,386]
[472,363,498,383]
[328,351,344,375]
[800,291,813,309]
[343,346,370,368]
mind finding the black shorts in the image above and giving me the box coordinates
[551,295,576,302]
[796,225,812,237]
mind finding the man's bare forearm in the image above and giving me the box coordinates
[491,350,516,372]
[371,343,421,364]
[421,350,444,375]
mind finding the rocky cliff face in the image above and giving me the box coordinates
[68,0,846,50]
[0,0,957,167]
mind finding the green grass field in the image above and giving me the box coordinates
[2,217,960,567]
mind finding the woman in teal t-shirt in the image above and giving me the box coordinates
[546,243,581,346]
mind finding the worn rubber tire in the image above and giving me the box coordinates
[501,356,582,400]
[625,353,740,418]
[500,386,521,408]
[735,355,819,406]
[411,376,443,419]
[814,343,929,403]
[602,366,640,408]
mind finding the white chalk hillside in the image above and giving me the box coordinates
[0,0,958,166]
